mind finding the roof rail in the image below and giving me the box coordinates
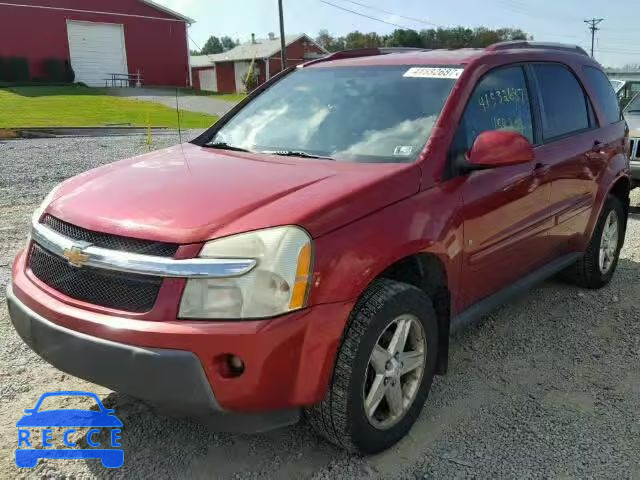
[302,47,429,67]
[379,47,430,54]
[486,41,589,56]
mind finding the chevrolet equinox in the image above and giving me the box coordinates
[7,41,631,453]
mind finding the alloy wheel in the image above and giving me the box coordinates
[362,314,426,430]
[599,210,619,274]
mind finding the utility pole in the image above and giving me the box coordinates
[278,0,287,70]
[584,18,604,58]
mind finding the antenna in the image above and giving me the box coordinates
[175,88,182,144]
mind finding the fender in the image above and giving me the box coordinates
[584,152,631,248]
[309,183,464,310]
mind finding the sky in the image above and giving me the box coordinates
[156,0,639,68]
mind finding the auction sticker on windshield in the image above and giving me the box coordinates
[403,67,463,79]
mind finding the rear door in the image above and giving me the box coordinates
[455,66,555,308]
[529,63,610,255]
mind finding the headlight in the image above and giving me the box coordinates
[179,226,313,319]
[33,184,62,222]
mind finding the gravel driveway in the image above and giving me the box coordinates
[106,88,237,117]
[1,135,639,479]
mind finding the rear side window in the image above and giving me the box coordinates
[582,66,622,125]
[532,64,590,140]
[456,66,534,151]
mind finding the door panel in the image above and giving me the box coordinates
[529,63,607,254]
[535,131,599,253]
[453,65,555,309]
[460,164,551,308]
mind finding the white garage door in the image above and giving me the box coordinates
[67,21,128,87]
[234,61,251,93]
[198,68,217,92]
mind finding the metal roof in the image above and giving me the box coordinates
[140,0,194,23]
[190,34,326,66]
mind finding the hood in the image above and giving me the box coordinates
[47,143,420,244]
[625,113,640,137]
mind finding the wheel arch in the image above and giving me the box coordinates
[375,252,452,375]
[586,168,631,246]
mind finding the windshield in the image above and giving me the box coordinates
[610,79,625,94]
[206,66,460,163]
[625,92,640,113]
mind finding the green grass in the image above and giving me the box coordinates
[0,85,218,128]
[213,93,248,103]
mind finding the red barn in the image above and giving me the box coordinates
[191,34,327,93]
[0,0,192,87]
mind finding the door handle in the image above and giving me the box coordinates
[592,140,603,152]
[533,162,550,176]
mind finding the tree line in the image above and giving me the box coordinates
[191,27,531,57]
[192,36,239,56]
[316,27,531,52]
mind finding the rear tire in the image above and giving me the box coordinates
[306,279,438,454]
[563,195,625,289]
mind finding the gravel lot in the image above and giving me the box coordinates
[1,135,639,479]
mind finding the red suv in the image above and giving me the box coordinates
[7,42,630,453]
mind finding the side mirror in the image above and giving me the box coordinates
[466,130,534,169]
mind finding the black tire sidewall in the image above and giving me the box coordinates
[346,287,438,454]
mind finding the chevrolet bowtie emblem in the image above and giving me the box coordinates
[63,246,90,267]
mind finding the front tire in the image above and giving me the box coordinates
[306,279,438,454]
[563,195,626,289]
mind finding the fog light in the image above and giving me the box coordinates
[224,354,245,378]
[229,355,244,372]
[215,354,246,378]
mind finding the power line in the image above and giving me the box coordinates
[584,18,604,58]
[318,0,412,29]
[499,0,581,23]
[188,33,203,52]
[331,0,441,27]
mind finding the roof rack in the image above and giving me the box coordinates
[302,47,429,67]
[486,41,589,56]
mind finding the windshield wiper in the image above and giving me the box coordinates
[263,150,336,161]
[204,142,252,153]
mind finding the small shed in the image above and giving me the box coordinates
[191,34,327,93]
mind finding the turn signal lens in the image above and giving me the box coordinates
[289,243,312,309]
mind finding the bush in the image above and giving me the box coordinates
[0,58,6,82]
[63,60,75,83]
[44,59,65,83]
[242,62,260,92]
[7,57,29,82]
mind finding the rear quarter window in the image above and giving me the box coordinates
[582,66,622,125]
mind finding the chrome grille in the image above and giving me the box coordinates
[28,216,175,312]
[43,215,179,257]
[630,138,640,160]
[28,243,162,313]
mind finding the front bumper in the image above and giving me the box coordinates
[630,160,640,182]
[8,250,354,429]
[7,284,300,432]
[7,283,219,412]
